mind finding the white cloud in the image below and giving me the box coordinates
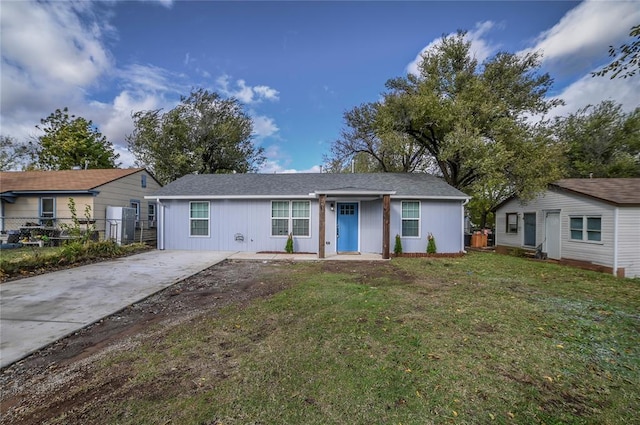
[549,72,640,118]
[118,64,184,94]
[521,0,640,73]
[406,21,498,75]
[0,1,112,88]
[251,115,279,139]
[216,75,280,104]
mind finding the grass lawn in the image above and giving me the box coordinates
[81,253,640,423]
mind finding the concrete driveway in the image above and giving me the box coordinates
[0,250,233,368]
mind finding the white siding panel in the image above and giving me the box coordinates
[617,207,640,278]
[495,189,618,270]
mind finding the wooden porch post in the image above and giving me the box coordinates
[382,194,390,259]
[318,194,326,259]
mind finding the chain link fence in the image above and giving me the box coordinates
[0,217,157,247]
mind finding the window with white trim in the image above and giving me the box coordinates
[401,201,420,237]
[506,213,518,234]
[148,202,156,228]
[190,201,209,237]
[570,216,601,242]
[271,200,311,237]
[40,197,55,219]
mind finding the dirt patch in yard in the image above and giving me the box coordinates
[0,259,401,425]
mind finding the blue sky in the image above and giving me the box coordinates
[1,1,639,173]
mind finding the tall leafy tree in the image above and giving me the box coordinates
[326,31,565,227]
[592,25,640,79]
[30,108,120,170]
[555,101,640,178]
[0,135,29,170]
[127,88,265,185]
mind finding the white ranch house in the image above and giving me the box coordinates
[494,178,640,278]
[146,173,470,259]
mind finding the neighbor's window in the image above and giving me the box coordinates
[190,201,209,237]
[401,201,420,237]
[40,197,55,219]
[570,216,601,242]
[148,202,156,227]
[141,174,147,188]
[506,213,518,234]
[271,200,311,237]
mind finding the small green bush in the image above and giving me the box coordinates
[285,233,294,253]
[394,234,403,255]
[427,233,437,254]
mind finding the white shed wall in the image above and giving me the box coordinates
[495,189,627,272]
[617,207,640,278]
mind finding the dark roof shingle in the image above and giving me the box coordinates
[151,173,469,198]
[551,178,640,206]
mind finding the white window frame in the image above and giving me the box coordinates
[401,200,421,238]
[148,202,156,228]
[271,200,311,238]
[189,201,210,237]
[506,213,518,234]
[40,197,55,219]
[569,215,602,243]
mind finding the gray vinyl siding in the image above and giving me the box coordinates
[495,189,635,274]
[617,207,640,278]
[162,197,465,254]
[360,200,382,253]
[391,199,464,253]
[162,199,318,253]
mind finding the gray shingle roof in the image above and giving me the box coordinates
[150,173,469,199]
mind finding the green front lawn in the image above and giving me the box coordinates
[52,253,640,423]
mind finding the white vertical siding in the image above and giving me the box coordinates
[617,207,640,278]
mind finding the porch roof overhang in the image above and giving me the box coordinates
[310,189,396,197]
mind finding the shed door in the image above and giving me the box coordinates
[545,212,560,260]
[523,213,536,247]
[337,203,358,252]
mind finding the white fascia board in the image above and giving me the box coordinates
[311,190,397,197]
[390,195,472,201]
[144,194,316,200]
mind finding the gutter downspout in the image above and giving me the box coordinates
[461,198,470,254]
[157,199,165,250]
[613,207,619,277]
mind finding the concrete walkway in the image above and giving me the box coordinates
[0,250,386,368]
[0,250,233,368]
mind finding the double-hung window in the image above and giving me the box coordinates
[401,201,420,237]
[190,201,209,237]
[148,202,156,228]
[271,201,311,237]
[40,197,55,225]
[570,216,601,242]
[506,213,518,234]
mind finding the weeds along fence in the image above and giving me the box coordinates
[0,217,157,246]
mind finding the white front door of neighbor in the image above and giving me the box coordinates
[545,211,561,260]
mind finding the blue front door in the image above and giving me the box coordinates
[337,203,358,252]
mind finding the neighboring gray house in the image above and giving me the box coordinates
[494,178,640,278]
[146,173,470,258]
